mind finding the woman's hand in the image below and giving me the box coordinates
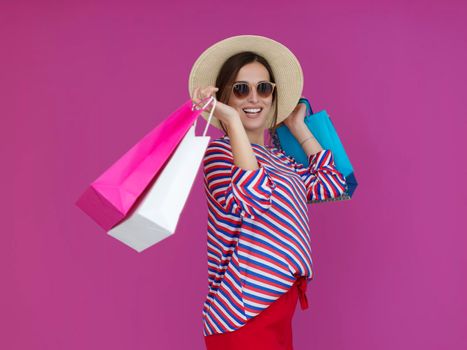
[193,86,258,171]
[192,86,241,130]
[282,97,322,153]
[283,97,308,132]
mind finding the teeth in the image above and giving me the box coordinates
[243,108,262,113]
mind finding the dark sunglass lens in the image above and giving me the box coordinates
[258,82,273,97]
[233,83,249,98]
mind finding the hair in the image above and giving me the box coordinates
[214,51,280,148]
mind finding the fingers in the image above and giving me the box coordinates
[192,87,200,104]
[193,86,218,99]
[192,87,205,110]
[192,86,219,110]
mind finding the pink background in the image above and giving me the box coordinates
[2,0,466,349]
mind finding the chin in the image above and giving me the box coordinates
[242,118,266,129]
[241,111,270,126]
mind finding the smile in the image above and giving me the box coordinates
[242,108,263,117]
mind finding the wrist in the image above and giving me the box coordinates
[225,114,243,133]
[288,120,306,134]
[299,136,314,146]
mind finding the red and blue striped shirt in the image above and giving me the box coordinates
[201,135,347,336]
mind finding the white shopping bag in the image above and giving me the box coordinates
[108,97,216,252]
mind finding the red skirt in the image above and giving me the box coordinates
[204,276,309,350]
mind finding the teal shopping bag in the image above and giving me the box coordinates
[273,98,358,202]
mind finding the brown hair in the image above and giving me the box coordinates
[215,51,279,147]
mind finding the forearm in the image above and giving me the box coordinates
[225,118,259,170]
[289,122,323,157]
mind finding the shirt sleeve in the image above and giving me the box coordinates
[284,149,347,202]
[203,139,276,219]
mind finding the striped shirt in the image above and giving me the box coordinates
[201,135,347,336]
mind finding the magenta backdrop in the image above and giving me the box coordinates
[2,0,466,349]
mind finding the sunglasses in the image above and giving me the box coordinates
[231,81,276,99]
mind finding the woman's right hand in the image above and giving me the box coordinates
[192,86,241,130]
[193,86,258,171]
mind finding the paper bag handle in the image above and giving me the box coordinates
[191,96,217,137]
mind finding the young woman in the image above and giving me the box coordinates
[189,35,347,350]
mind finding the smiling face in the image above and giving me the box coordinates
[227,61,274,134]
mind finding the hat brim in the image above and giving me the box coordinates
[188,35,304,131]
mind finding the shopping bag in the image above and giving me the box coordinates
[273,97,358,203]
[107,98,217,252]
[75,97,213,231]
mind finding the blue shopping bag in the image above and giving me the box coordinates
[273,98,358,203]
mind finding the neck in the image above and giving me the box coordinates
[224,130,267,147]
[245,129,265,146]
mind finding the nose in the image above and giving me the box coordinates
[247,85,259,103]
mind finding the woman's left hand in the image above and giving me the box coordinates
[283,97,308,132]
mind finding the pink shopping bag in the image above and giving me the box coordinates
[75,97,215,230]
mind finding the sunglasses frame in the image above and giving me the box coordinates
[231,81,276,99]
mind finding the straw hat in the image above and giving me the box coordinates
[188,35,304,130]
